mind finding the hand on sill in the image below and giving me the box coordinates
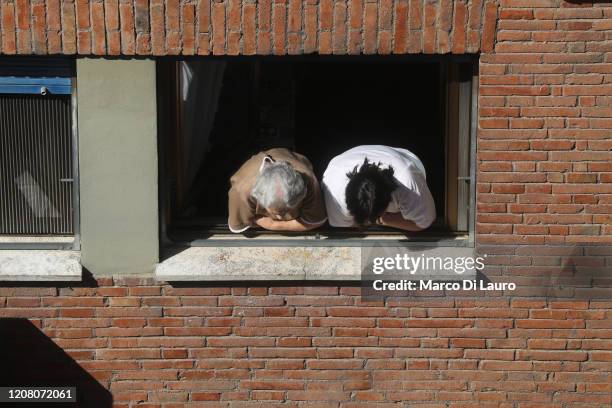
[249,213,425,233]
[253,216,323,232]
[373,213,425,232]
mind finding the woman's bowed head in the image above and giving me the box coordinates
[345,158,397,227]
[227,148,327,233]
[251,160,307,221]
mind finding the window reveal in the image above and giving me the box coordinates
[158,56,476,239]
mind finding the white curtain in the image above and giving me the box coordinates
[180,60,226,202]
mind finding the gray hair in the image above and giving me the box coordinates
[251,161,307,211]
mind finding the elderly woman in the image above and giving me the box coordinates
[228,148,327,233]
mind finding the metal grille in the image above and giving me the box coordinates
[0,94,74,235]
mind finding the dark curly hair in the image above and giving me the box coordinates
[345,158,397,226]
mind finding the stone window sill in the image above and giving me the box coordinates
[0,250,82,281]
[156,235,477,281]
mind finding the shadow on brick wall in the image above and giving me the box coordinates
[0,318,112,408]
[476,243,612,299]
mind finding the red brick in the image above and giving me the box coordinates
[116,2,135,54]
[436,0,452,53]
[517,350,588,362]
[303,3,317,53]
[376,30,391,54]
[422,1,436,54]
[59,308,95,318]
[481,118,509,129]
[481,85,550,96]
[363,2,377,54]
[451,338,486,348]
[392,0,408,54]
[210,1,225,55]
[136,29,151,55]
[111,317,146,327]
[179,3,195,55]
[30,2,46,54]
[481,1,497,53]
[1,1,16,53]
[220,0,237,31]
[500,9,533,20]
[332,0,347,54]
[101,0,118,33]
[241,2,256,55]
[97,349,161,360]
[14,0,30,30]
[154,19,171,52]
[466,0,483,51]
[7,297,40,307]
[13,0,30,52]
[528,339,567,350]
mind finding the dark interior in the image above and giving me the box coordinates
[294,61,444,206]
[163,58,445,233]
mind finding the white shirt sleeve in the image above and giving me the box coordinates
[393,170,436,229]
[322,182,353,227]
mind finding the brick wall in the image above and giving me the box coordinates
[1,0,611,406]
[477,0,611,246]
[0,0,497,55]
[2,279,611,407]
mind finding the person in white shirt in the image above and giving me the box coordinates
[322,145,436,231]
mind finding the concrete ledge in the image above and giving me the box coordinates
[156,246,478,281]
[0,251,82,281]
